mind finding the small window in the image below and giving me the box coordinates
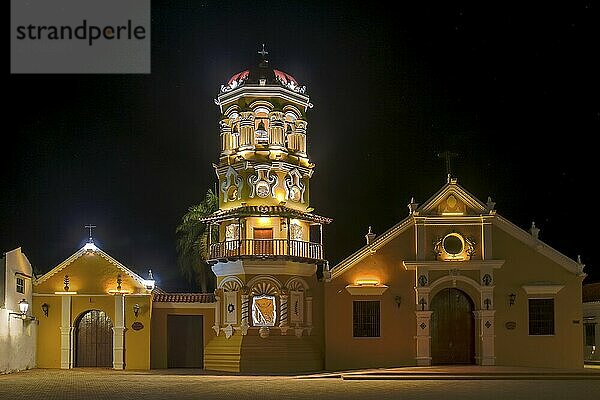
[585,323,596,346]
[528,298,555,335]
[353,300,380,337]
[16,277,25,294]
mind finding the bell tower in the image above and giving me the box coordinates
[202,47,331,373]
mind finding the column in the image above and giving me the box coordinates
[219,121,233,155]
[415,311,433,366]
[269,111,285,148]
[239,112,255,150]
[474,310,496,365]
[305,295,313,335]
[212,293,221,335]
[279,290,289,335]
[240,288,249,335]
[113,294,125,370]
[60,295,72,369]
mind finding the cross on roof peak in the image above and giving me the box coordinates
[84,224,96,243]
[437,150,459,179]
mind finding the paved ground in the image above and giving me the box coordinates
[2,366,600,400]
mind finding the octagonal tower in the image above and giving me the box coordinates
[202,49,331,373]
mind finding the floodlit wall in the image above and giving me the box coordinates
[1,248,37,373]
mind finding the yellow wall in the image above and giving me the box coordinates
[124,295,152,370]
[33,251,152,369]
[32,296,61,368]
[324,219,583,371]
[325,229,416,371]
[35,254,144,295]
[150,306,215,369]
[491,225,583,369]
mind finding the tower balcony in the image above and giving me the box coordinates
[208,239,323,263]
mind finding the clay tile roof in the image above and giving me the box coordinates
[199,205,332,224]
[583,283,600,303]
[153,293,215,303]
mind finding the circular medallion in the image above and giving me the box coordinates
[256,181,270,198]
[442,233,464,255]
[227,185,238,201]
[290,186,301,202]
[447,195,457,208]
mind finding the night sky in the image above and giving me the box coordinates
[4,2,599,290]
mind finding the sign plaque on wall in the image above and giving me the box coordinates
[132,321,144,331]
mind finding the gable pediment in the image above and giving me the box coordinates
[34,246,149,295]
[416,179,491,217]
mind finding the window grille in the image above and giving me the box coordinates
[528,298,555,335]
[353,300,380,337]
[585,323,596,346]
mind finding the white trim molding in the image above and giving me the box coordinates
[403,260,505,271]
[345,284,389,296]
[522,284,565,295]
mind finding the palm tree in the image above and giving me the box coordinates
[176,188,218,293]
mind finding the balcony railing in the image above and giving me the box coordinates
[208,239,323,261]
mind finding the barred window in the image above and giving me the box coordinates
[528,298,555,335]
[16,277,25,294]
[353,301,380,337]
[585,323,596,346]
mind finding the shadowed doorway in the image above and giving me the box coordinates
[167,315,203,368]
[75,310,113,367]
[430,288,475,364]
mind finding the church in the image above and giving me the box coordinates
[4,52,586,373]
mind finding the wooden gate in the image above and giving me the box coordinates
[430,288,475,364]
[167,315,204,368]
[76,310,113,367]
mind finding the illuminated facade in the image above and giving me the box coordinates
[17,53,587,374]
[325,178,586,370]
[200,52,331,372]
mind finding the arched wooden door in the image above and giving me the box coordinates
[75,310,113,367]
[430,288,475,364]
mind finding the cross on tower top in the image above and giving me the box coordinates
[84,224,96,243]
[258,43,268,59]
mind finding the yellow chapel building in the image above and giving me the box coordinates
[21,54,586,373]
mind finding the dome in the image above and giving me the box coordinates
[220,59,307,95]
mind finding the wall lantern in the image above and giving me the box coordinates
[41,303,49,317]
[509,293,516,307]
[394,295,402,308]
[19,298,29,314]
[9,298,35,320]
[133,303,140,318]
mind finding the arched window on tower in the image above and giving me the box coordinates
[255,120,269,144]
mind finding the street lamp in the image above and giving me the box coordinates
[9,298,35,321]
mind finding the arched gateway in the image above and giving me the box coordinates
[75,310,113,367]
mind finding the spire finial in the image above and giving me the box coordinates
[530,221,540,240]
[437,151,459,180]
[258,43,269,59]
